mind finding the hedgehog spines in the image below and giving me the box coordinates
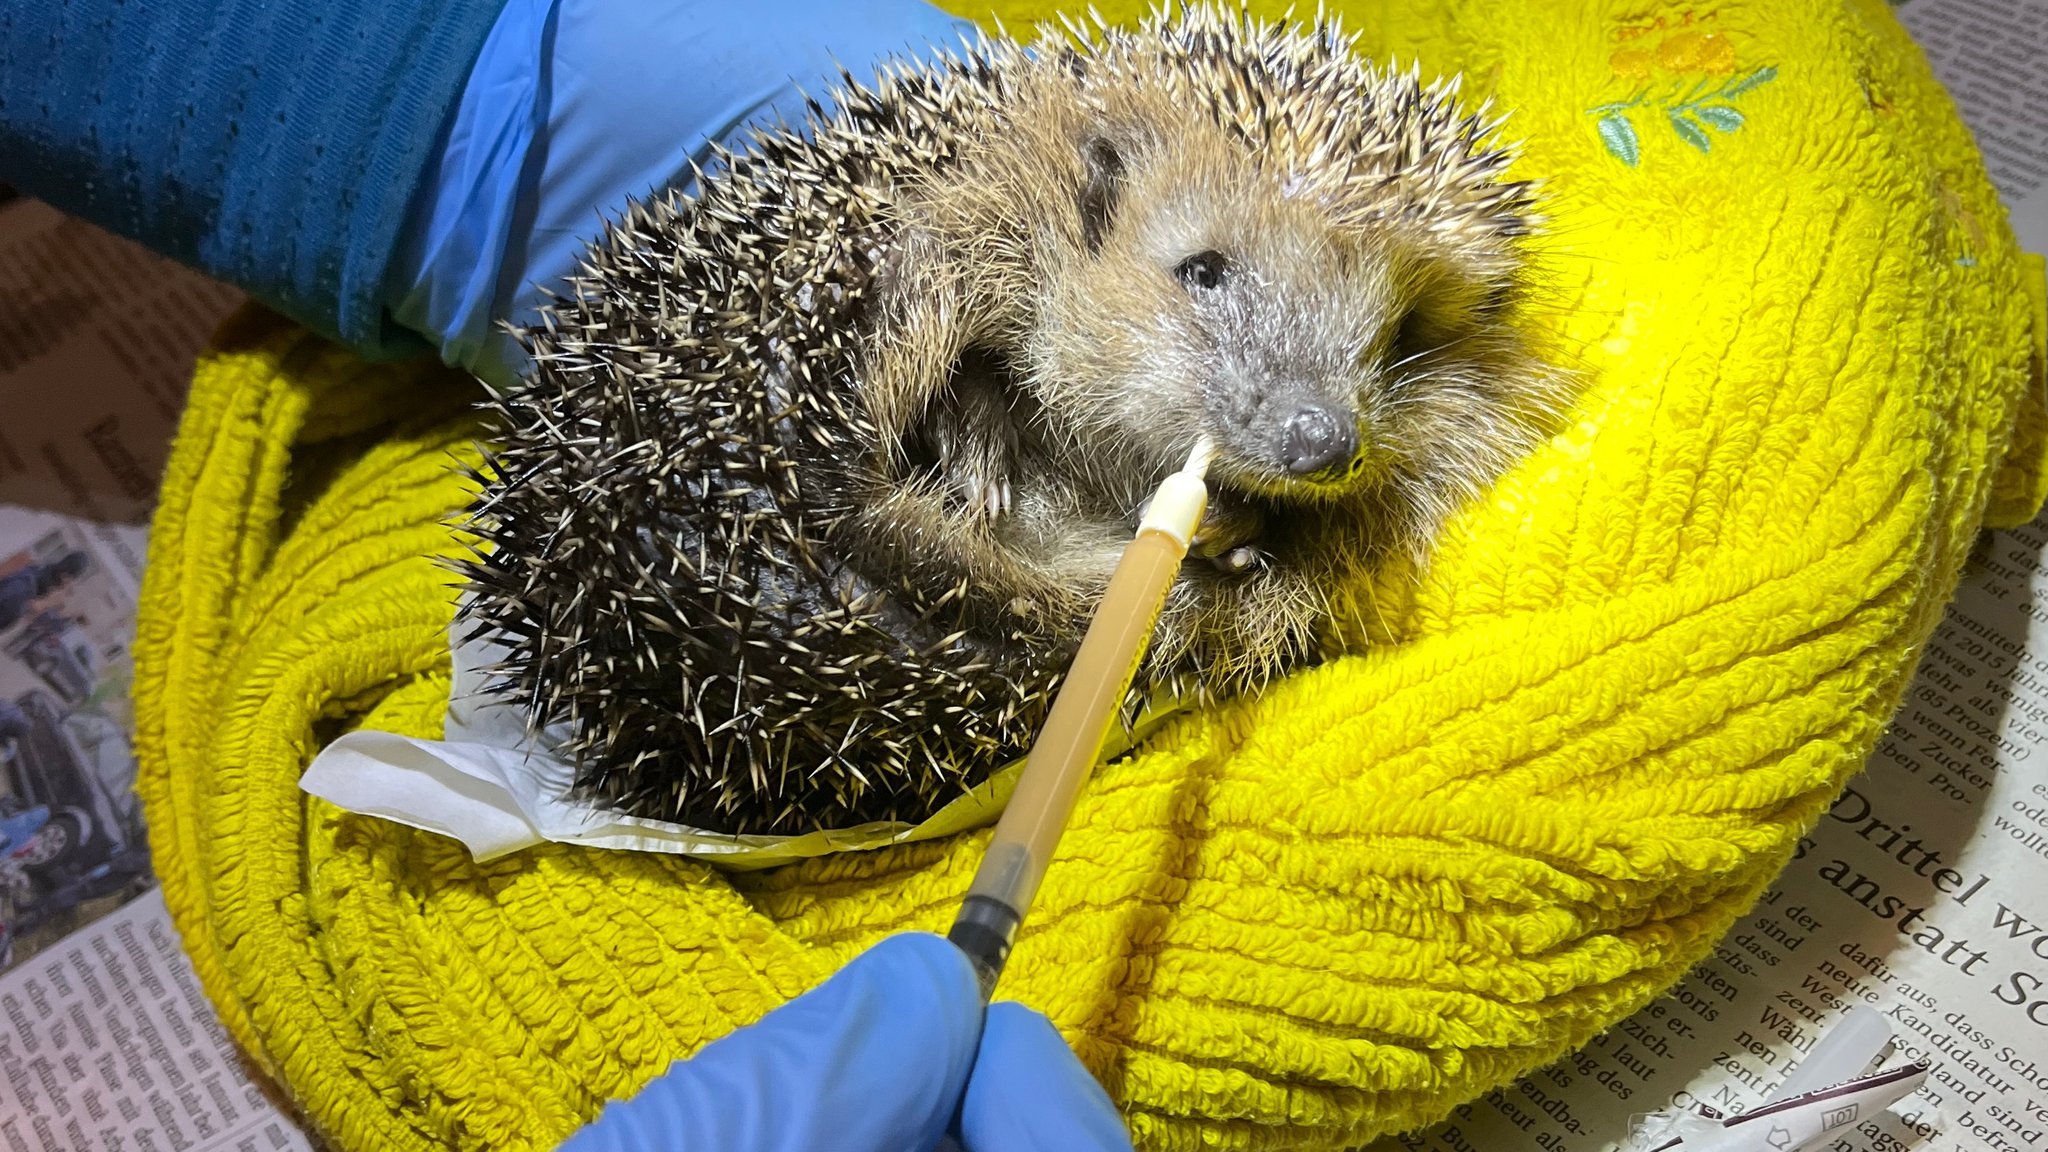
[458,4,1554,835]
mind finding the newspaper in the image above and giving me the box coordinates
[0,506,154,975]
[0,198,239,525]
[1895,0,2048,255]
[0,194,235,975]
[0,888,312,1152]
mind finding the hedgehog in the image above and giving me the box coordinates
[455,2,1571,837]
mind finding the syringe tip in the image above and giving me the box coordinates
[1184,437,1216,478]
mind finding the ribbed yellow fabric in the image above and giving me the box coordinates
[134,2,2048,1149]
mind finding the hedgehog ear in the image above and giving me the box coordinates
[1474,279,1516,320]
[1078,137,1125,254]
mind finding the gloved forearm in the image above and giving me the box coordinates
[0,0,506,355]
[0,0,974,380]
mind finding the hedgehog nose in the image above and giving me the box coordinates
[1282,405,1357,476]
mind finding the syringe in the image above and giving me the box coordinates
[947,438,1214,1001]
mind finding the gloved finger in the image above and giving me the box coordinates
[559,932,983,1152]
[955,1002,1133,1152]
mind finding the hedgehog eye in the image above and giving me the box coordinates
[1174,250,1230,291]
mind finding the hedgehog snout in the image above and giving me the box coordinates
[1281,404,1357,477]
[1201,373,1366,489]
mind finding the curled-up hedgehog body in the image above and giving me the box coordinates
[459,3,1572,835]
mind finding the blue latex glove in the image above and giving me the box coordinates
[384,0,975,388]
[556,933,1134,1151]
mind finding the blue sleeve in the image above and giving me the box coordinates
[0,0,509,356]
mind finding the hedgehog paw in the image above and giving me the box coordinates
[1131,491,1264,573]
[917,356,1019,523]
[1189,492,1265,575]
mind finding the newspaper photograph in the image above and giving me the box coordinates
[0,508,153,977]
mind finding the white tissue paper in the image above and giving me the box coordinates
[301,594,1183,867]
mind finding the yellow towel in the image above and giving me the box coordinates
[134,2,2047,1149]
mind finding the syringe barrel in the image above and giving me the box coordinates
[946,526,1191,1000]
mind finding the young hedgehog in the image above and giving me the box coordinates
[458,3,1571,836]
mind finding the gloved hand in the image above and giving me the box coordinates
[384,0,975,389]
[556,933,1135,1152]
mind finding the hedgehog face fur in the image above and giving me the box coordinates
[459,3,1574,835]
[1010,89,1532,513]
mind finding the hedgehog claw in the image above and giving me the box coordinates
[1212,545,1262,574]
[953,472,1013,522]
[917,367,1017,523]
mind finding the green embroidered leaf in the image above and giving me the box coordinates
[1598,112,1641,165]
[1695,104,1745,132]
[1669,110,1713,152]
[1723,65,1778,98]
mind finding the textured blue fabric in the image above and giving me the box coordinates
[386,0,976,386]
[0,0,507,354]
[556,933,1134,1152]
